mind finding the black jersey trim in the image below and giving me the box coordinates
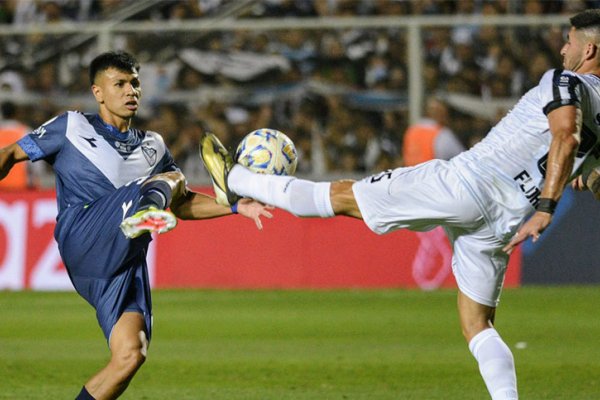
[543,98,579,115]
[543,69,581,115]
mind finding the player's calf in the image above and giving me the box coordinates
[137,173,183,211]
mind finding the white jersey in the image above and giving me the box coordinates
[452,69,600,239]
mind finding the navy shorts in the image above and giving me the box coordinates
[54,178,153,343]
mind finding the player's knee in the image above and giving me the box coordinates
[458,292,496,342]
[145,171,187,205]
[116,346,146,372]
[330,180,362,218]
[461,323,484,342]
[460,315,495,342]
[112,332,148,376]
[154,171,186,192]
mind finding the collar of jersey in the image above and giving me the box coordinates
[94,114,131,140]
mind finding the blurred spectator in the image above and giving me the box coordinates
[524,52,553,90]
[169,118,208,183]
[0,70,25,92]
[483,54,524,97]
[0,101,48,189]
[402,97,465,167]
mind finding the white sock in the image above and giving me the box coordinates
[228,165,335,217]
[469,328,518,400]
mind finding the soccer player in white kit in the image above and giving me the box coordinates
[201,9,600,399]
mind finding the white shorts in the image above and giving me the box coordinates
[352,160,512,307]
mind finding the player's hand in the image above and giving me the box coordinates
[236,198,274,230]
[503,212,552,255]
[571,175,587,191]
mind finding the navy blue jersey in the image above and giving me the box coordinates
[18,111,178,216]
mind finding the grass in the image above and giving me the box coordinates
[0,287,599,399]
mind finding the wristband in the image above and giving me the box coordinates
[231,202,238,214]
[536,198,557,214]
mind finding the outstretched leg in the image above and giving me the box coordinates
[227,164,363,219]
[200,132,362,218]
[77,312,148,400]
[458,291,518,400]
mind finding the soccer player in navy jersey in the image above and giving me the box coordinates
[201,10,600,399]
[0,51,272,400]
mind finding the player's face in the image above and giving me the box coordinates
[561,27,586,72]
[92,67,142,129]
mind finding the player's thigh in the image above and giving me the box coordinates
[72,253,153,342]
[110,312,148,359]
[449,224,509,310]
[352,161,483,234]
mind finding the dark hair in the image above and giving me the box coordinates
[89,51,140,85]
[1,101,16,119]
[570,9,600,30]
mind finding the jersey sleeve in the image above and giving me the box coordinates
[17,112,69,162]
[540,69,583,115]
[159,147,180,173]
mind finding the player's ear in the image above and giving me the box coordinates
[91,84,104,103]
[587,42,599,61]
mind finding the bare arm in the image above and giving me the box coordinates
[170,190,273,229]
[0,143,29,180]
[504,105,581,253]
[541,106,581,200]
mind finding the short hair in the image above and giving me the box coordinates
[89,51,140,85]
[570,9,600,30]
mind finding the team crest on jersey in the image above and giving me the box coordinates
[141,144,157,166]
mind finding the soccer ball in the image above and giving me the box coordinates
[235,128,298,175]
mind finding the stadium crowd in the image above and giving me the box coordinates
[0,0,598,186]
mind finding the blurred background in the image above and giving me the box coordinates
[0,0,592,188]
[1,5,600,398]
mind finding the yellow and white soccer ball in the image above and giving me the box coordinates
[235,128,298,175]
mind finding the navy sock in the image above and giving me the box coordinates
[75,386,95,400]
[137,180,173,211]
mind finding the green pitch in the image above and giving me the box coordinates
[0,287,599,399]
